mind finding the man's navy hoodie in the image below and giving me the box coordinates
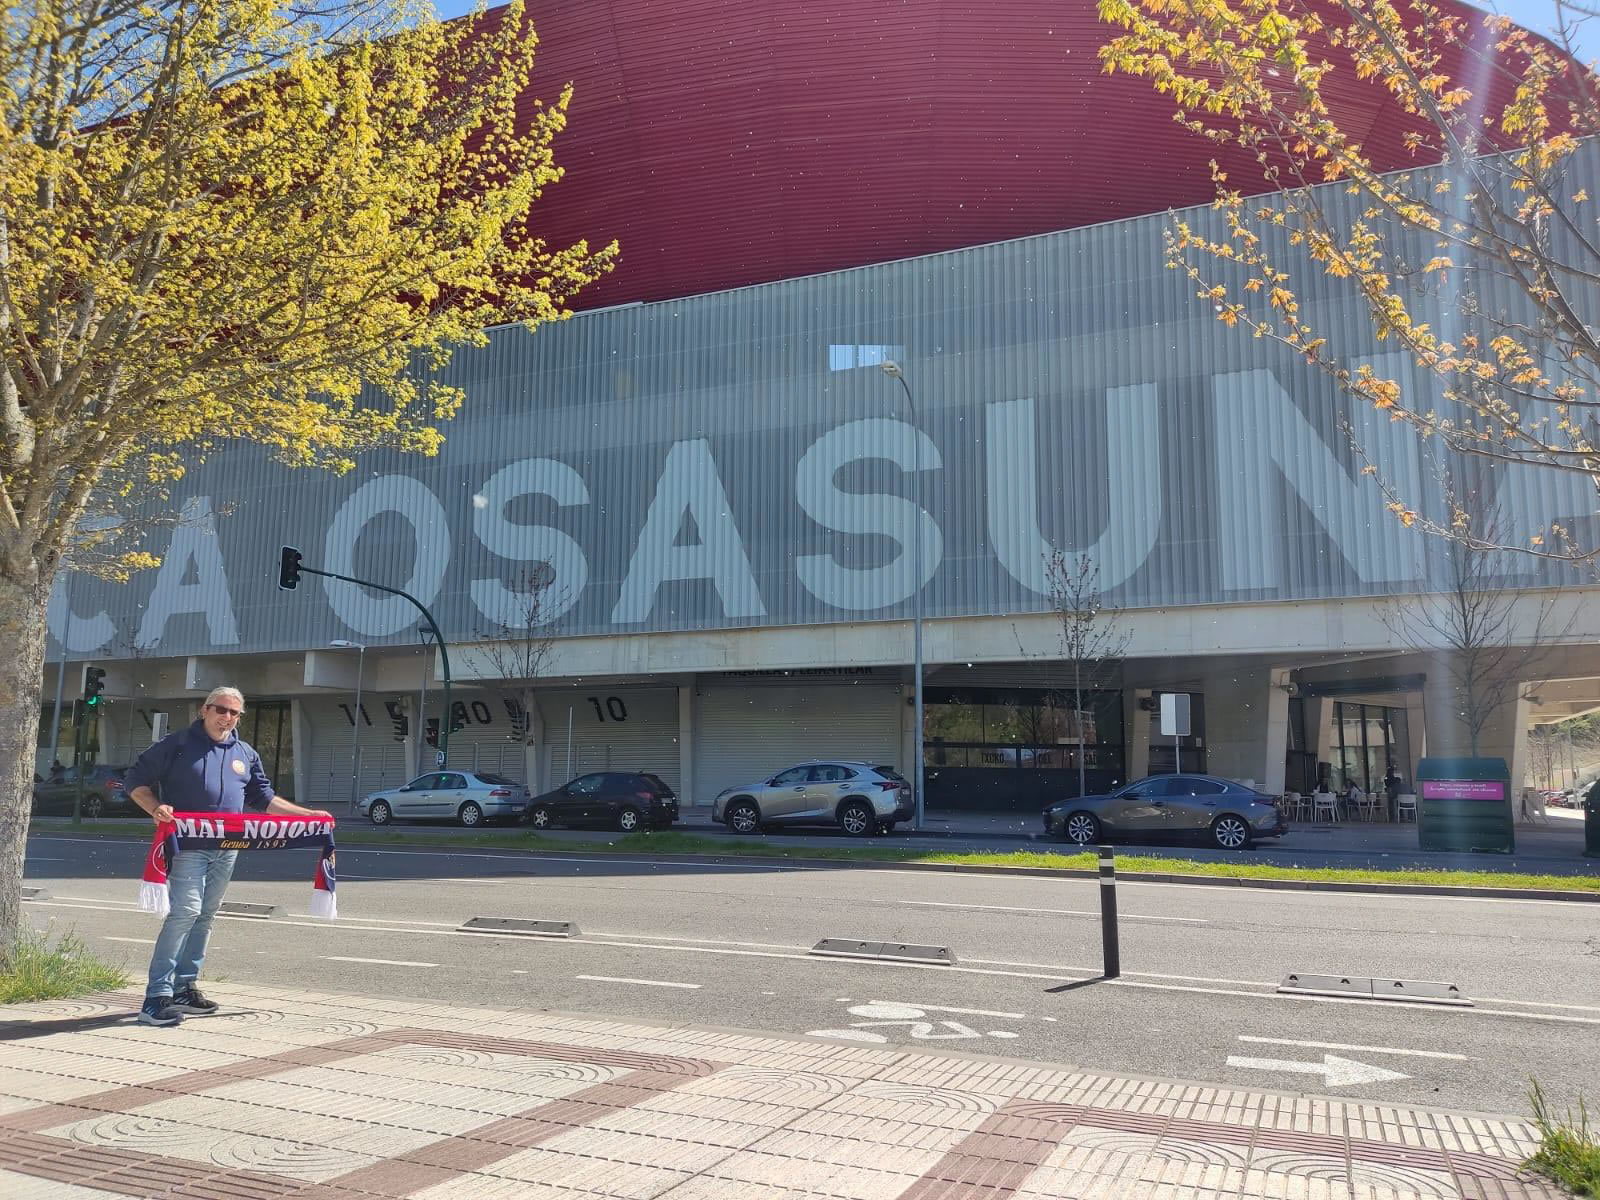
[125,720,273,814]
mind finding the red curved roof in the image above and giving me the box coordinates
[496,0,1521,310]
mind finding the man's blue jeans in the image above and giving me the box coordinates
[145,849,237,999]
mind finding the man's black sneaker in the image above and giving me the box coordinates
[138,997,183,1027]
[171,986,219,1015]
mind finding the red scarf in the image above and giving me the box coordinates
[139,812,337,919]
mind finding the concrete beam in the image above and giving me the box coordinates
[303,650,362,690]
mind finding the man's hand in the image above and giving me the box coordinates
[153,804,174,825]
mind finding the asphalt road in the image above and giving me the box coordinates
[22,832,1600,1116]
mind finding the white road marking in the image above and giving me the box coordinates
[868,999,1026,1019]
[103,936,153,944]
[322,956,438,968]
[575,974,701,990]
[891,899,1206,924]
[1238,1035,1469,1061]
[1226,1053,1410,1087]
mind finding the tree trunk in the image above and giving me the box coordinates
[0,570,52,965]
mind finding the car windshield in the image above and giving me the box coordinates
[476,773,516,785]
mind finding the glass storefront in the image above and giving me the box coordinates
[244,701,295,799]
[924,687,1125,812]
[1332,701,1407,795]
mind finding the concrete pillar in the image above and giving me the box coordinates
[1402,693,1426,781]
[525,690,545,794]
[1198,665,1289,793]
[290,698,311,805]
[400,695,419,782]
[678,681,696,806]
[1126,689,1151,782]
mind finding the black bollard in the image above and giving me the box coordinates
[1097,844,1120,979]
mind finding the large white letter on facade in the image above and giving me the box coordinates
[46,574,116,652]
[987,387,1161,594]
[135,496,240,649]
[795,417,943,610]
[1214,368,1424,592]
[471,457,590,626]
[612,439,765,623]
[323,476,451,635]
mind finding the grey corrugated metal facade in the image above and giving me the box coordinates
[48,144,1599,660]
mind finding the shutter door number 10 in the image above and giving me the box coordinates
[587,696,629,722]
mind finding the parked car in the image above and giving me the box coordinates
[527,772,678,832]
[357,771,529,827]
[713,761,912,837]
[1043,774,1286,850]
[32,765,136,818]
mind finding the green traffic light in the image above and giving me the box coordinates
[85,695,99,707]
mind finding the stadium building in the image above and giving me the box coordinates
[37,0,1600,816]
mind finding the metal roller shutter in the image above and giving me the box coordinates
[439,692,528,781]
[537,688,680,793]
[695,683,902,801]
[302,695,414,808]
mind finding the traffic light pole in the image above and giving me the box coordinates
[287,563,453,764]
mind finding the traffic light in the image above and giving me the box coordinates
[449,701,467,734]
[83,666,105,709]
[278,545,303,590]
[423,718,439,748]
[385,702,409,742]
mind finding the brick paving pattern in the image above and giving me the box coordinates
[0,983,1565,1199]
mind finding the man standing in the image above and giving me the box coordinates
[126,686,330,1027]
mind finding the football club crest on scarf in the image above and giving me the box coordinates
[139,813,338,919]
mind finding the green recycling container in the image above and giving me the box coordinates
[1415,757,1514,854]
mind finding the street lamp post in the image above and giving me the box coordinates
[880,360,926,831]
[330,640,366,809]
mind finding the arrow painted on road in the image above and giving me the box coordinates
[1226,1054,1410,1087]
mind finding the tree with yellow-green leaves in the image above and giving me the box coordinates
[1096,0,1600,550]
[0,0,616,960]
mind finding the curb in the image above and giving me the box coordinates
[29,826,1597,903]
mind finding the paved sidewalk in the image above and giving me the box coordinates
[0,983,1566,1200]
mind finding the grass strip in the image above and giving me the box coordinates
[1528,1082,1600,1197]
[1,926,129,1005]
[29,818,1600,893]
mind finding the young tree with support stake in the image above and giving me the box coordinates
[1045,549,1131,799]
[471,565,562,751]
[1096,0,1600,558]
[0,0,617,963]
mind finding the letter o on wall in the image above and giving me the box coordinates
[323,476,451,635]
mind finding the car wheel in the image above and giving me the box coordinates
[457,801,483,828]
[839,800,874,837]
[617,807,643,833]
[1211,814,1252,850]
[528,804,552,830]
[725,799,760,835]
[368,800,392,826]
[1062,811,1101,846]
[82,793,104,819]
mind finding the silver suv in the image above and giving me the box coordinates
[713,761,912,836]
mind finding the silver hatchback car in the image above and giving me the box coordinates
[358,770,529,827]
[713,761,912,836]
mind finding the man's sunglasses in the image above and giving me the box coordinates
[207,704,244,718]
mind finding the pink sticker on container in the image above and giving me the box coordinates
[1420,780,1504,801]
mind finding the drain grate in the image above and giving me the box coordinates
[1279,972,1470,1006]
[218,902,278,919]
[458,917,579,939]
[20,886,48,901]
[810,938,956,966]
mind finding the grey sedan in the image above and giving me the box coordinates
[358,771,529,827]
[1044,774,1286,850]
